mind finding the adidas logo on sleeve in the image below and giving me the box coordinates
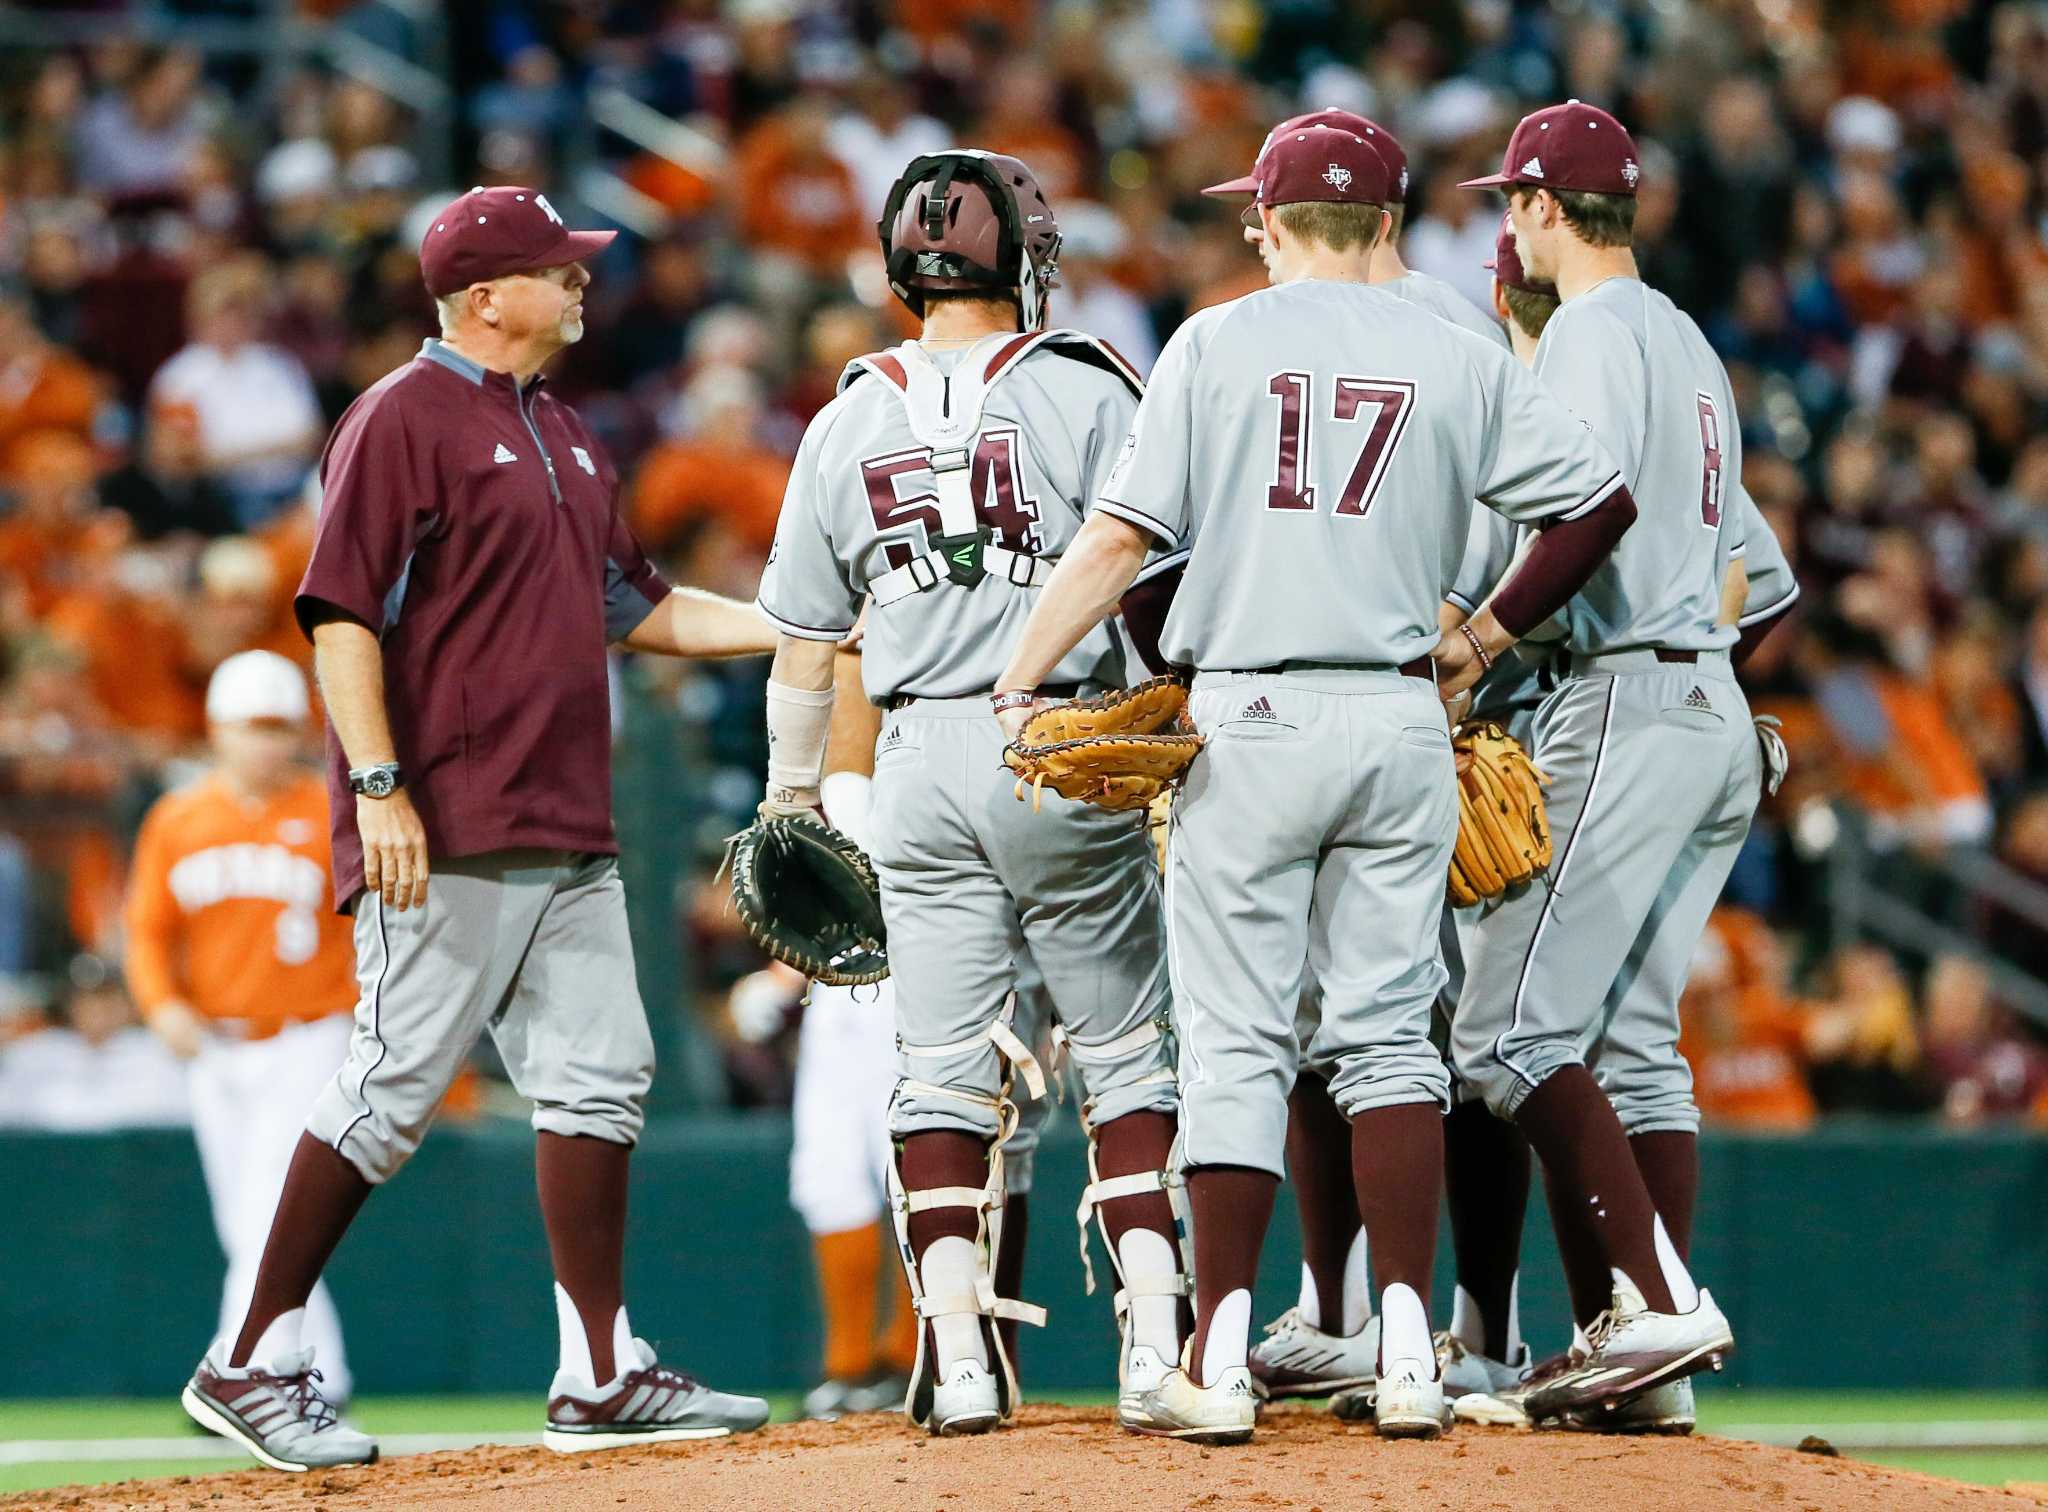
[493,442,518,464]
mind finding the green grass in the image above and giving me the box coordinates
[1867,1449,2048,1484]
[1693,1389,2048,1426]
[4,1391,2046,1498]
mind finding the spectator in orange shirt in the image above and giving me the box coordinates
[0,428,131,618]
[43,554,208,749]
[732,102,867,282]
[184,535,312,678]
[1678,919,1817,1130]
[123,651,360,1402]
[0,292,106,480]
[976,64,1087,202]
[630,368,789,557]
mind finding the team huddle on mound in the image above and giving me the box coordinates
[757,100,1797,1446]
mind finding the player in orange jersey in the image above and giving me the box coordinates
[124,651,360,1401]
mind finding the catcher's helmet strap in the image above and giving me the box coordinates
[880,151,1027,310]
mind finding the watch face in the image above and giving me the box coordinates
[360,768,396,798]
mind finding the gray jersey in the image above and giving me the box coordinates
[759,332,1163,701]
[1531,278,1741,655]
[1383,270,1509,349]
[1730,482,1799,630]
[1096,280,1621,670]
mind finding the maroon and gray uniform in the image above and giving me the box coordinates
[1449,279,1767,1134]
[297,339,671,1181]
[1096,279,1625,1174]
[757,330,1179,1151]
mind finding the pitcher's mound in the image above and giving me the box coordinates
[9,1403,2040,1511]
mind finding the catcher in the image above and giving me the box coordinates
[751,148,1191,1438]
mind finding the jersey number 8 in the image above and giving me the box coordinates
[1264,372,1417,518]
[1695,392,1725,529]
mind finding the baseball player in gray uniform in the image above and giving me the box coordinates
[1437,101,1790,1425]
[756,150,1190,1439]
[996,124,1638,1444]
[1204,109,1526,1410]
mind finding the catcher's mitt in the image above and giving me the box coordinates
[1002,676,1203,812]
[1447,722,1552,908]
[725,817,889,985]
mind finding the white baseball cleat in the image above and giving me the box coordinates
[1371,1357,1452,1440]
[1522,1280,1732,1423]
[927,1359,1002,1437]
[1117,1344,1175,1431]
[1437,1333,1532,1400]
[1127,1348,1257,1445]
[1566,1376,1696,1435]
[182,1345,376,1472]
[1248,1308,1381,1399]
[1451,1347,1582,1427]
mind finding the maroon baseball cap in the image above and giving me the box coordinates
[1253,124,1393,212]
[1458,100,1642,196]
[1485,212,1555,296]
[1205,110,1410,204]
[419,186,617,297]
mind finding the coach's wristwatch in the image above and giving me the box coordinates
[348,762,404,799]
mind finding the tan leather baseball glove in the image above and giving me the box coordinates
[1448,721,1552,907]
[1003,677,1203,812]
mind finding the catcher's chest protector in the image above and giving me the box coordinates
[845,331,1137,608]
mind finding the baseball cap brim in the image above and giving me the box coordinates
[526,228,617,270]
[1456,170,1518,189]
[1201,173,1259,197]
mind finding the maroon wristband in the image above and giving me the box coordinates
[991,689,1037,714]
[1459,622,1495,672]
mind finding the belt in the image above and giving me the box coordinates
[885,682,1088,712]
[1238,657,1435,681]
[1654,649,1698,664]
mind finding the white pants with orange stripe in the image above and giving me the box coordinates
[190,1014,354,1400]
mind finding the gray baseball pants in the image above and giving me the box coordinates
[1449,648,1760,1131]
[1174,668,1456,1178]
[869,697,1177,1142]
[307,849,654,1183]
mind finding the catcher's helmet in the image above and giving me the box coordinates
[879,150,1061,330]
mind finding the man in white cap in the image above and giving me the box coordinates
[126,651,363,1404]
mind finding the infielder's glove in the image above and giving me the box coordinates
[1447,722,1553,908]
[1002,676,1203,812]
[725,817,888,985]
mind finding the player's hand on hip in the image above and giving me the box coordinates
[1431,633,1485,704]
[147,999,206,1059]
[993,691,1045,746]
[358,789,430,911]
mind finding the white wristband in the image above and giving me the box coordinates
[766,679,834,794]
[820,771,874,852]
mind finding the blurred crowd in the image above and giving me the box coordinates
[1,0,2047,1130]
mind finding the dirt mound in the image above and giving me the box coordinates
[9,1403,2042,1512]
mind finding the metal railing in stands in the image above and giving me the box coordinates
[0,4,453,187]
[1827,811,2048,1029]
[564,86,734,241]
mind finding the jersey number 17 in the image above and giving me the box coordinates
[1264,372,1417,517]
